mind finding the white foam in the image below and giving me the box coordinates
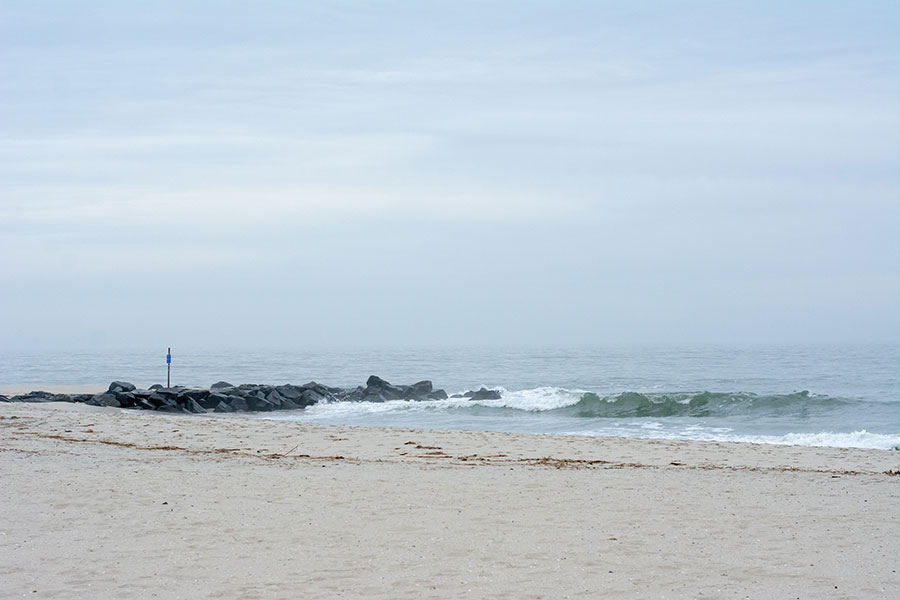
[468,386,584,411]
[570,427,900,450]
[727,430,900,451]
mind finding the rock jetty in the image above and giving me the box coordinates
[1,378,502,414]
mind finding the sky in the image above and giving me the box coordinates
[1,1,898,351]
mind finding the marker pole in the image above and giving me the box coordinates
[167,347,172,388]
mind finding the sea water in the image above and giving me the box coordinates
[2,344,898,450]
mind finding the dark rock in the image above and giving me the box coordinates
[11,391,57,403]
[337,386,365,402]
[252,394,278,412]
[181,398,207,414]
[453,387,502,401]
[409,380,434,397]
[228,396,249,412]
[214,400,235,413]
[198,392,226,410]
[427,389,449,400]
[88,393,122,408]
[149,384,164,390]
[136,398,155,411]
[299,389,325,406]
[148,393,177,410]
[366,375,389,388]
[470,388,502,400]
[265,389,286,407]
[179,388,210,404]
[211,381,233,389]
[108,381,136,394]
[301,381,342,397]
[275,384,304,401]
[362,376,406,401]
[114,392,136,408]
[0,395,8,402]
[279,398,301,410]
[71,394,94,403]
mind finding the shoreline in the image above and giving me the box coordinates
[3,381,899,451]
[2,402,899,598]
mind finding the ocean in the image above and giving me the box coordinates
[3,344,899,451]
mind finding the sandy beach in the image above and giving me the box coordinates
[1,401,898,599]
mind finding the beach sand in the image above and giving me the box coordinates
[1,402,898,599]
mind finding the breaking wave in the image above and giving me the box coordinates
[463,388,854,419]
[268,387,899,450]
[557,390,845,418]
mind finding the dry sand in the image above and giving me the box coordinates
[1,401,898,599]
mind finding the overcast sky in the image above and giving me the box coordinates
[1,1,898,351]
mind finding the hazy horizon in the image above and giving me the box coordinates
[2,1,898,352]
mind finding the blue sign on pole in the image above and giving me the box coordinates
[166,353,171,364]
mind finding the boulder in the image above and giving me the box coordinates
[453,387,502,401]
[228,396,250,412]
[251,394,278,412]
[88,393,122,408]
[136,398,156,411]
[0,395,8,402]
[210,381,233,389]
[265,389,287,407]
[108,381,136,394]
[301,381,342,397]
[154,387,183,399]
[427,389,449,400]
[299,389,325,407]
[214,400,236,413]
[114,392,136,408]
[275,384,304,401]
[180,398,207,414]
[279,398,301,410]
[179,388,210,404]
[147,393,177,410]
[198,392,227,410]
[362,376,406,401]
[408,380,434,398]
[149,384,164,390]
[355,376,443,402]
[336,386,365,402]
[11,391,57,403]
[366,375,390,388]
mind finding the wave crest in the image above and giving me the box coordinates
[503,389,847,418]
